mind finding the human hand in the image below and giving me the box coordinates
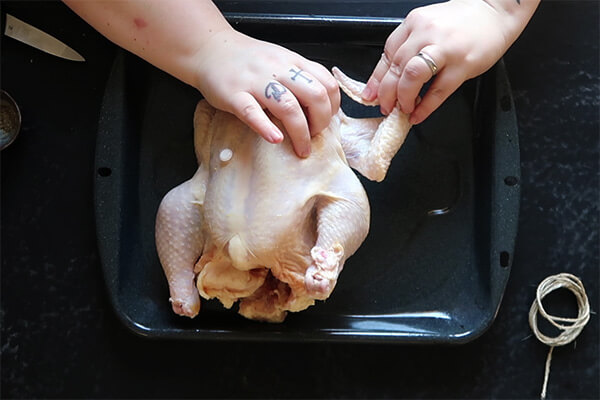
[362,0,513,124]
[63,0,341,158]
[195,29,340,158]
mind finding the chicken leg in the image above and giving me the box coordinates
[155,167,207,317]
[305,168,370,299]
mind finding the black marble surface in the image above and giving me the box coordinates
[1,1,598,398]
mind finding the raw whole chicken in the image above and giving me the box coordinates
[155,68,411,322]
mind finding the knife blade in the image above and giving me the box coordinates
[3,13,85,62]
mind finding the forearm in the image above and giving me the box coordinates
[63,0,232,88]
[476,0,540,44]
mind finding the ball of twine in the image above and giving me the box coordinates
[528,273,591,399]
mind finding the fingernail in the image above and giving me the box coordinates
[409,114,419,125]
[380,106,390,115]
[270,129,283,143]
[361,85,374,100]
[301,146,311,158]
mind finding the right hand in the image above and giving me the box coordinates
[194,29,340,158]
[362,0,512,124]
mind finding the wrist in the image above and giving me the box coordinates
[450,0,537,48]
[189,27,241,95]
[475,0,540,42]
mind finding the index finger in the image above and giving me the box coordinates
[229,91,284,144]
[362,22,411,101]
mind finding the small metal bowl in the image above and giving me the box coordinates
[1,90,22,150]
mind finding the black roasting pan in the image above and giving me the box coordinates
[94,15,520,343]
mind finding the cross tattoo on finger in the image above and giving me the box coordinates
[290,68,313,83]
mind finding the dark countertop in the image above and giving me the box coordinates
[1,1,598,398]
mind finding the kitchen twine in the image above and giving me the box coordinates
[528,273,591,399]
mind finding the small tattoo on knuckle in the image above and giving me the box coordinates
[265,82,287,102]
[289,68,313,83]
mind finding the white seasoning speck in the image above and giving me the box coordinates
[219,148,233,162]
